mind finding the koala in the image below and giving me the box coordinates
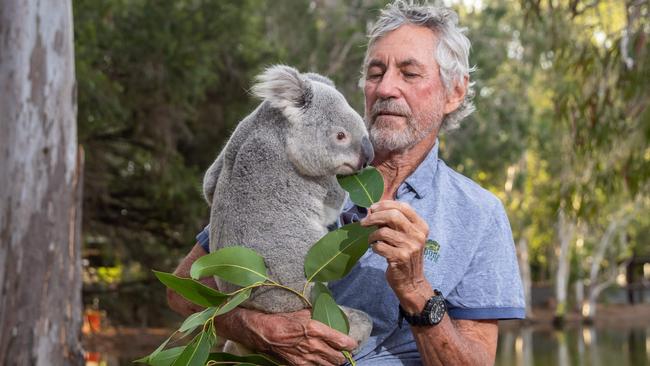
[202,65,374,348]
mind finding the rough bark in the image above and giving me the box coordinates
[0,0,83,364]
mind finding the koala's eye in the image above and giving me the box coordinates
[336,132,347,141]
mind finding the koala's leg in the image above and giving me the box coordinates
[340,306,373,354]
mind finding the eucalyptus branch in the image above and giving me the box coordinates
[226,282,266,296]
[266,280,312,307]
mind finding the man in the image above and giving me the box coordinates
[168,2,525,365]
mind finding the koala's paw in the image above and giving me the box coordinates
[340,306,373,353]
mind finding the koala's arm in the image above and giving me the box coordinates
[202,151,224,205]
[203,112,261,205]
[168,243,357,366]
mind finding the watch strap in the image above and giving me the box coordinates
[398,290,445,328]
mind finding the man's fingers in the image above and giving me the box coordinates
[371,240,405,261]
[369,227,419,251]
[370,200,429,234]
[307,320,357,351]
[286,329,348,366]
[360,209,412,232]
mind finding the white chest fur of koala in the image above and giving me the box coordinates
[202,65,374,346]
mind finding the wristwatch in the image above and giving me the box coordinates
[398,290,447,328]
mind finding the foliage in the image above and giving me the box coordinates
[137,168,381,365]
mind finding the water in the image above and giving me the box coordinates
[85,325,650,365]
[497,325,650,366]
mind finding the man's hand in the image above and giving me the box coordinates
[360,200,434,313]
[167,244,357,366]
[239,309,357,366]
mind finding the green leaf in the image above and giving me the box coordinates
[190,246,269,287]
[337,167,383,208]
[153,271,228,308]
[207,352,281,366]
[179,307,217,335]
[137,347,185,366]
[134,332,175,364]
[312,287,349,334]
[304,223,375,282]
[171,323,217,366]
[215,288,252,316]
[309,282,332,305]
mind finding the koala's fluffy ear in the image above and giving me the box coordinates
[304,72,335,87]
[251,65,312,121]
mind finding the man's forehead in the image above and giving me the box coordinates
[365,25,437,68]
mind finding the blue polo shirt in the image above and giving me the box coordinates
[196,142,525,365]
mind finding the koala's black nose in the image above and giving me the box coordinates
[361,136,374,168]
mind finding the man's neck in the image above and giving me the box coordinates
[373,130,439,200]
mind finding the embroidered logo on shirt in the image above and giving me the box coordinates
[424,239,440,263]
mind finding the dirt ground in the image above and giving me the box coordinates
[82,303,650,361]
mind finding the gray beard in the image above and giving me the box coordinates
[365,98,443,153]
[366,113,439,153]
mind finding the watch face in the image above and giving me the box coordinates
[428,298,446,324]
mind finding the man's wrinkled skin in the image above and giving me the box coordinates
[168,21,499,366]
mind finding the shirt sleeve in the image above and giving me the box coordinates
[196,225,210,253]
[445,201,526,320]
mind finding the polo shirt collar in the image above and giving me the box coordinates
[398,139,440,199]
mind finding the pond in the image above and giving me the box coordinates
[497,324,649,366]
[84,324,650,365]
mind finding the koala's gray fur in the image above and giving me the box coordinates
[203,65,374,347]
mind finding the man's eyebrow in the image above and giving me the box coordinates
[397,58,425,69]
[366,59,386,70]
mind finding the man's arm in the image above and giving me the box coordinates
[167,243,358,366]
[361,200,497,365]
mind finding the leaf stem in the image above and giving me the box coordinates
[266,280,312,307]
[343,350,356,366]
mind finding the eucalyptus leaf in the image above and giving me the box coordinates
[207,352,281,366]
[179,307,217,335]
[337,167,383,208]
[133,332,175,365]
[215,288,252,316]
[135,346,185,366]
[312,288,349,334]
[309,282,332,305]
[304,223,375,282]
[153,271,228,308]
[171,322,217,366]
[190,246,269,287]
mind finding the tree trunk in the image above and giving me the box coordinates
[583,207,635,322]
[517,237,534,319]
[0,1,83,365]
[554,209,574,326]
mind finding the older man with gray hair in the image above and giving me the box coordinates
[168,1,525,365]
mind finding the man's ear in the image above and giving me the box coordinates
[443,75,468,114]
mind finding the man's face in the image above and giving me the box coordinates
[363,24,452,153]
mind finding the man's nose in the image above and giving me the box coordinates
[375,71,400,99]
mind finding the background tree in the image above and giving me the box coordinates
[0,0,83,364]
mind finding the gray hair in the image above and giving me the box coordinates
[361,0,475,131]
